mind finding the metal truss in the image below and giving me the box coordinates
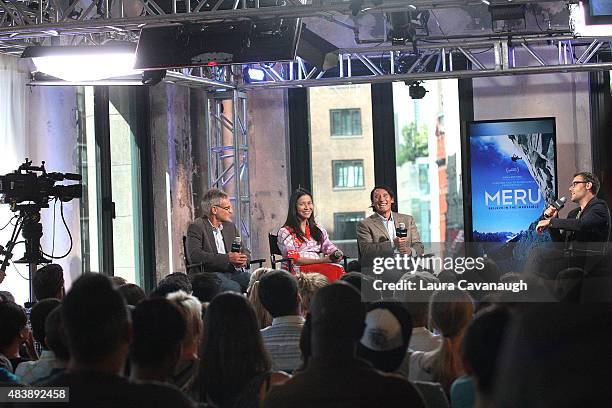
[241,35,612,89]
[206,89,252,249]
[0,0,574,43]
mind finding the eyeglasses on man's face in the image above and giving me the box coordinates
[570,181,587,188]
[214,204,233,212]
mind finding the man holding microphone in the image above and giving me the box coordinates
[536,172,609,243]
[530,172,610,280]
[356,186,424,268]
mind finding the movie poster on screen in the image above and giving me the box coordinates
[467,118,557,243]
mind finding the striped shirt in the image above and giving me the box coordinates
[260,315,305,373]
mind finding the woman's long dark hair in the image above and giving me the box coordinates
[198,292,272,407]
[282,188,323,244]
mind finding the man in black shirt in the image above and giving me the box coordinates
[531,172,610,280]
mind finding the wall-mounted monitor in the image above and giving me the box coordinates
[464,117,558,244]
[584,0,612,25]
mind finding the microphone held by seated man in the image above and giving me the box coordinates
[185,188,251,293]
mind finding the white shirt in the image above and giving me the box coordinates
[208,220,226,254]
[377,212,398,254]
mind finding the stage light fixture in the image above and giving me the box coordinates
[387,9,429,52]
[406,81,427,99]
[243,66,266,83]
[141,69,167,86]
[489,4,526,33]
[21,43,140,82]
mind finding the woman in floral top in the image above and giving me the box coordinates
[277,188,342,268]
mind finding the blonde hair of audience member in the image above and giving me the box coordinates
[247,268,274,329]
[425,289,474,393]
[296,272,329,316]
[167,291,203,361]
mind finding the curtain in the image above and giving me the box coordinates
[0,53,30,303]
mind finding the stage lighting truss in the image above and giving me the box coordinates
[241,34,612,89]
[4,0,612,89]
[0,0,576,45]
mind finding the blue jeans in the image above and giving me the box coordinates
[214,270,250,293]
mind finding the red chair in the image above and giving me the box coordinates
[297,263,345,283]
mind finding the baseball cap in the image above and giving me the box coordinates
[357,301,413,372]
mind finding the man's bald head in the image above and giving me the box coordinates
[310,282,366,342]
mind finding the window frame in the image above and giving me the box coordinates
[332,159,366,190]
[329,108,363,138]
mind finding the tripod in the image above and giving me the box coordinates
[0,204,51,303]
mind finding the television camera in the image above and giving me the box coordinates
[0,159,82,293]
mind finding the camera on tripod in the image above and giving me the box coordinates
[0,159,83,288]
[0,159,82,208]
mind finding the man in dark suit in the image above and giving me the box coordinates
[532,172,610,279]
[185,188,250,292]
[356,186,425,269]
[537,172,610,244]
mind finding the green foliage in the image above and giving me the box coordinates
[396,122,429,166]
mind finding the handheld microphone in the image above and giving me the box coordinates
[551,196,567,211]
[396,222,408,238]
[329,249,344,262]
[231,237,242,253]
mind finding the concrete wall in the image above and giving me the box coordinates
[247,88,291,261]
[150,84,209,282]
[473,71,592,218]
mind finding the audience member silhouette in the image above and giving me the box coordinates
[190,272,221,303]
[167,291,202,393]
[258,270,304,372]
[409,289,473,394]
[16,299,61,383]
[117,283,146,307]
[263,282,425,408]
[35,273,195,407]
[357,301,413,373]
[33,305,70,383]
[33,264,65,300]
[0,300,31,372]
[247,268,274,329]
[130,297,187,384]
[296,272,329,316]
[199,292,289,407]
[452,306,511,408]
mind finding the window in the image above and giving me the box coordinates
[308,84,374,259]
[330,108,362,136]
[333,160,364,189]
[393,80,463,244]
[334,212,366,240]
[79,86,144,285]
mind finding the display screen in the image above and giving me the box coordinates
[466,118,557,243]
[590,0,612,17]
[585,0,612,25]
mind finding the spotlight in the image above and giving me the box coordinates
[243,66,266,83]
[21,43,140,82]
[387,9,429,52]
[406,81,427,99]
[141,69,166,86]
[489,4,526,33]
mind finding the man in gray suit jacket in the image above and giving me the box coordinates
[185,188,250,292]
[357,186,424,268]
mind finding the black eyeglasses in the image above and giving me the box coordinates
[570,181,588,187]
[214,204,232,212]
